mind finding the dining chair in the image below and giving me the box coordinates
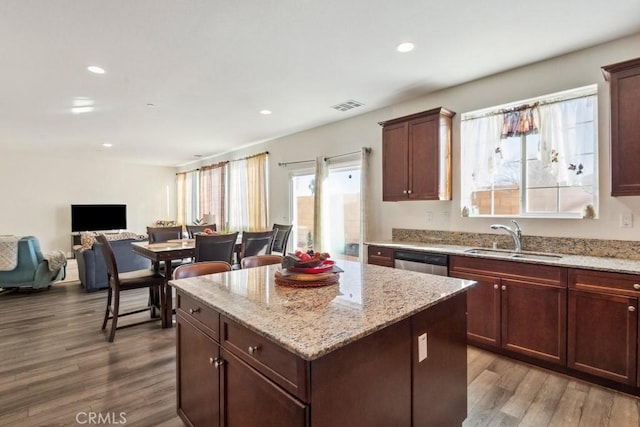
[240,230,278,262]
[240,254,283,269]
[271,224,293,255]
[147,225,184,243]
[173,261,232,279]
[95,234,164,342]
[186,224,217,238]
[194,232,239,264]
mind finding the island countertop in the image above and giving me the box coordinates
[169,260,475,360]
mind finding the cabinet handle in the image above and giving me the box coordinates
[403,190,407,194]
[248,345,260,355]
[407,190,412,194]
[633,284,640,290]
[629,306,636,312]
[494,284,499,289]
[501,285,506,291]
[377,251,381,256]
[209,357,224,368]
[189,307,200,314]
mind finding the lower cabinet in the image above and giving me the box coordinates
[449,255,567,365]
[568,269,640,386]
[367,245,394,267]
[176,315,221,426]
[221,348,308,427]
[176,289,469,426]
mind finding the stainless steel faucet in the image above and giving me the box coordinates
[490,220,522,252]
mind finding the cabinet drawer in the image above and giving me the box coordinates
[177,292,219,340]
[569,268,640,296]
[450,255,566,287]
[367,246,394,267]
[221,316,309,401]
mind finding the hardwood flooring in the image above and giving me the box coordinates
[1,279,638,426]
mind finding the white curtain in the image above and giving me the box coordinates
[359,147,371,260]
[227,159,248,231]
[313,156,328,252]
[537,96,595,187]
[460,114,503,213]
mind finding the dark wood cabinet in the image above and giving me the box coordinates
[176,284,469,426]
[602,57,640,196]
[366,245,394,267]
[449,256,567,365]
[380,107,454,201]
[452,270,501,347]
[177,317,221,427]
[221,348,308,427]
[568,269,640,386]
[411,293,467,427]
[177,294,309,427]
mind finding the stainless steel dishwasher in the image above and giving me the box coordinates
[393,250,448,276]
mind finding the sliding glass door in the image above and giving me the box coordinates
[289,161,361,261]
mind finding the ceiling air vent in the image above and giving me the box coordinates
[331,99,364,112]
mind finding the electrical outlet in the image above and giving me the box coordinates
[426,211,433,223]
[620,213,633,228]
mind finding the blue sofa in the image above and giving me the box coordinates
[75,238,151,292]
[0,236,66,290]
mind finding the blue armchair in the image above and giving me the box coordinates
[0,236,66,290]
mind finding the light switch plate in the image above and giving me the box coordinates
[418,333,427,362]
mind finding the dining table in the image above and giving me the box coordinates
[131,235,243,327]
[132,239,196,327]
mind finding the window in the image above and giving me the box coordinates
[177,152,268,230]
[461,85,598,218]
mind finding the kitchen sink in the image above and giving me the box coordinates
[464,248,562,261]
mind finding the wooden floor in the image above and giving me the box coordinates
[1,279,639,427]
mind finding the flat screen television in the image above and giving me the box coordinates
[71,204,127,232]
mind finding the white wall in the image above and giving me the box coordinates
[187,33,640,243]
[0,152,176,254]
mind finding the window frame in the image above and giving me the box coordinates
[460,85,598,219]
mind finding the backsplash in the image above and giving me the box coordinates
[392,229,640,260]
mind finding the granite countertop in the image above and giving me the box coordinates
[169,260,475,361]
[366,240,640,275]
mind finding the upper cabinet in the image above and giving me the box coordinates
[602,57,640,196]
[379,107,455,201]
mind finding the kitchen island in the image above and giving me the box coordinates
[169,260,475,426]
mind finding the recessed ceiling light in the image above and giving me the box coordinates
[259,110,272,115]
[87,65,106,74]
[396,42,415,53]
[71,106,94,114]
[102,143,113,148]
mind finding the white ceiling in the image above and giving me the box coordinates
[1,1,639,167]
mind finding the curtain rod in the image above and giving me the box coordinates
[280,147,371,166]
[278,159,315,167]
[462,91,596,121]
[324,147,371,162]
[177,151,269,174]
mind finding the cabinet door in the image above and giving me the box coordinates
[604,58,640,196]
[448,269,501,347]
[221,348,308,427]
[382,122,409,201]
[568,289,638,385]
[177,315,221,427]
[408,114,440,200]
[501,279,567,365]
